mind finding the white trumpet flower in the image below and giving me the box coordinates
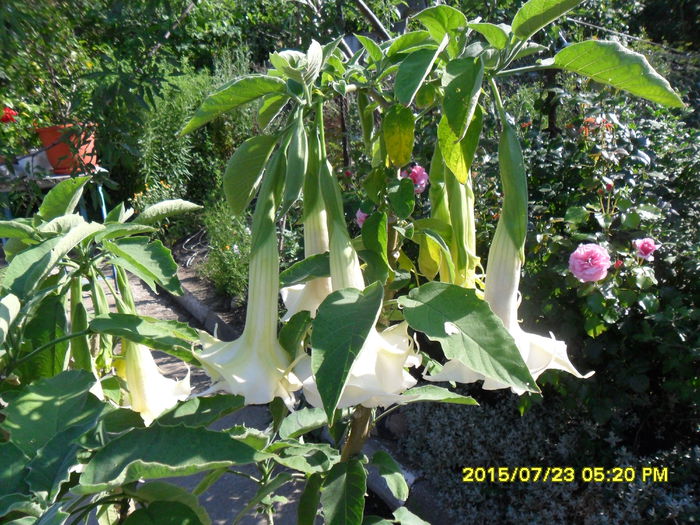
[426,221,593,394]
[123,340,191,426]
[280,195,332,321]
[197,175,302,407]
[296,322,421,408]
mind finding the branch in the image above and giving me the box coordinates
[353,0,391,40]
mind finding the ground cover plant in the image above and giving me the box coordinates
[0,0,695,524]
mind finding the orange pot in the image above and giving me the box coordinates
[35,124,98,175]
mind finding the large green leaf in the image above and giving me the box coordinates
[123,482,211,525]
[387,178,415,219]
[93,223,157,241]
[393,507,430,525]
[467,23,511,49]
[25,416,102,501]
[437,116,468,184]
[0,370,99,456]
[311,283,384,422]
[3,222,103,297]
[103,237,181,295]
[279,253,330,287]
[356,34,383,63]
[362,211,390,269]
[180,75,286,135]
[132,199,202,225]
[321,459,366,525]
[512,0,584,40]
[414,5,467,58]
[279,310,312,360]
[0,220,38,240]
[443,58,483,140]
[122,501,203,525]
[79,425,262,493]
[0,441,28,496]
[397,282,538,393]
[298,473,323,525]
[394,39,447,106]
[15,294,68,383]
[223,135,278,216]
[258,94,289,130]
[279,407,327,439]
[267,441,339,474]
[370,451,408,502]
[89,313,200,365]
[400,385,477,405]
[386,31,435,57]
[382,105,415,167]
[37,176,91,221]
[552,40,684,107]
[156,394,245,428]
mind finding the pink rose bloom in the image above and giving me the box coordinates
[401,165,429,194]
[356,209,369,228]
[568,243,611,282]
[633,238,658,261]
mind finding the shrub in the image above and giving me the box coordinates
[199,199,252,301]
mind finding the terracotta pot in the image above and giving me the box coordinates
[35,124,98,175]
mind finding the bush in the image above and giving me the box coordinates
[133,49,254,210]
[199,200,252,301]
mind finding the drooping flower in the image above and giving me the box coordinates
[197,169,302,407]
[569,243,611,282]
[281,177,333,321]
[296,322,421,409]
[401,164,429,194]
[632,238,659,261]
[295,157,420,408]
[123,340,191,426]
[1,107,18,123]
[426,212,593,393]
[355,208,369,228]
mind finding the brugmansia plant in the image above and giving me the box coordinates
[0,1,683,524]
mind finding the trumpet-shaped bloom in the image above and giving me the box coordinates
[123,340,191,426]
[198,331,301,408]
[296,322,420,408]
[281,196,332,321]
[426,222,593,393]
[197,182,302,407]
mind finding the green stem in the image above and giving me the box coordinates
[489,77,506,120]
[6,330,91,373]
[340,406,373,462]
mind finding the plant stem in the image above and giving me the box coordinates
[340,406,373,462]
[6,330,91,373]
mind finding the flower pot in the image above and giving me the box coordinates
[35,124,98,175]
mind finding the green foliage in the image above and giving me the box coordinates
[399,283,538,393]
[198,199,252,300]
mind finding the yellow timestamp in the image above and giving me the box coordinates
[461,466,669,483]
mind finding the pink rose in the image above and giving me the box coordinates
[569,243,611,282]
[401,164,429,194]
[356,209,369,228]
[632,238,658,261]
